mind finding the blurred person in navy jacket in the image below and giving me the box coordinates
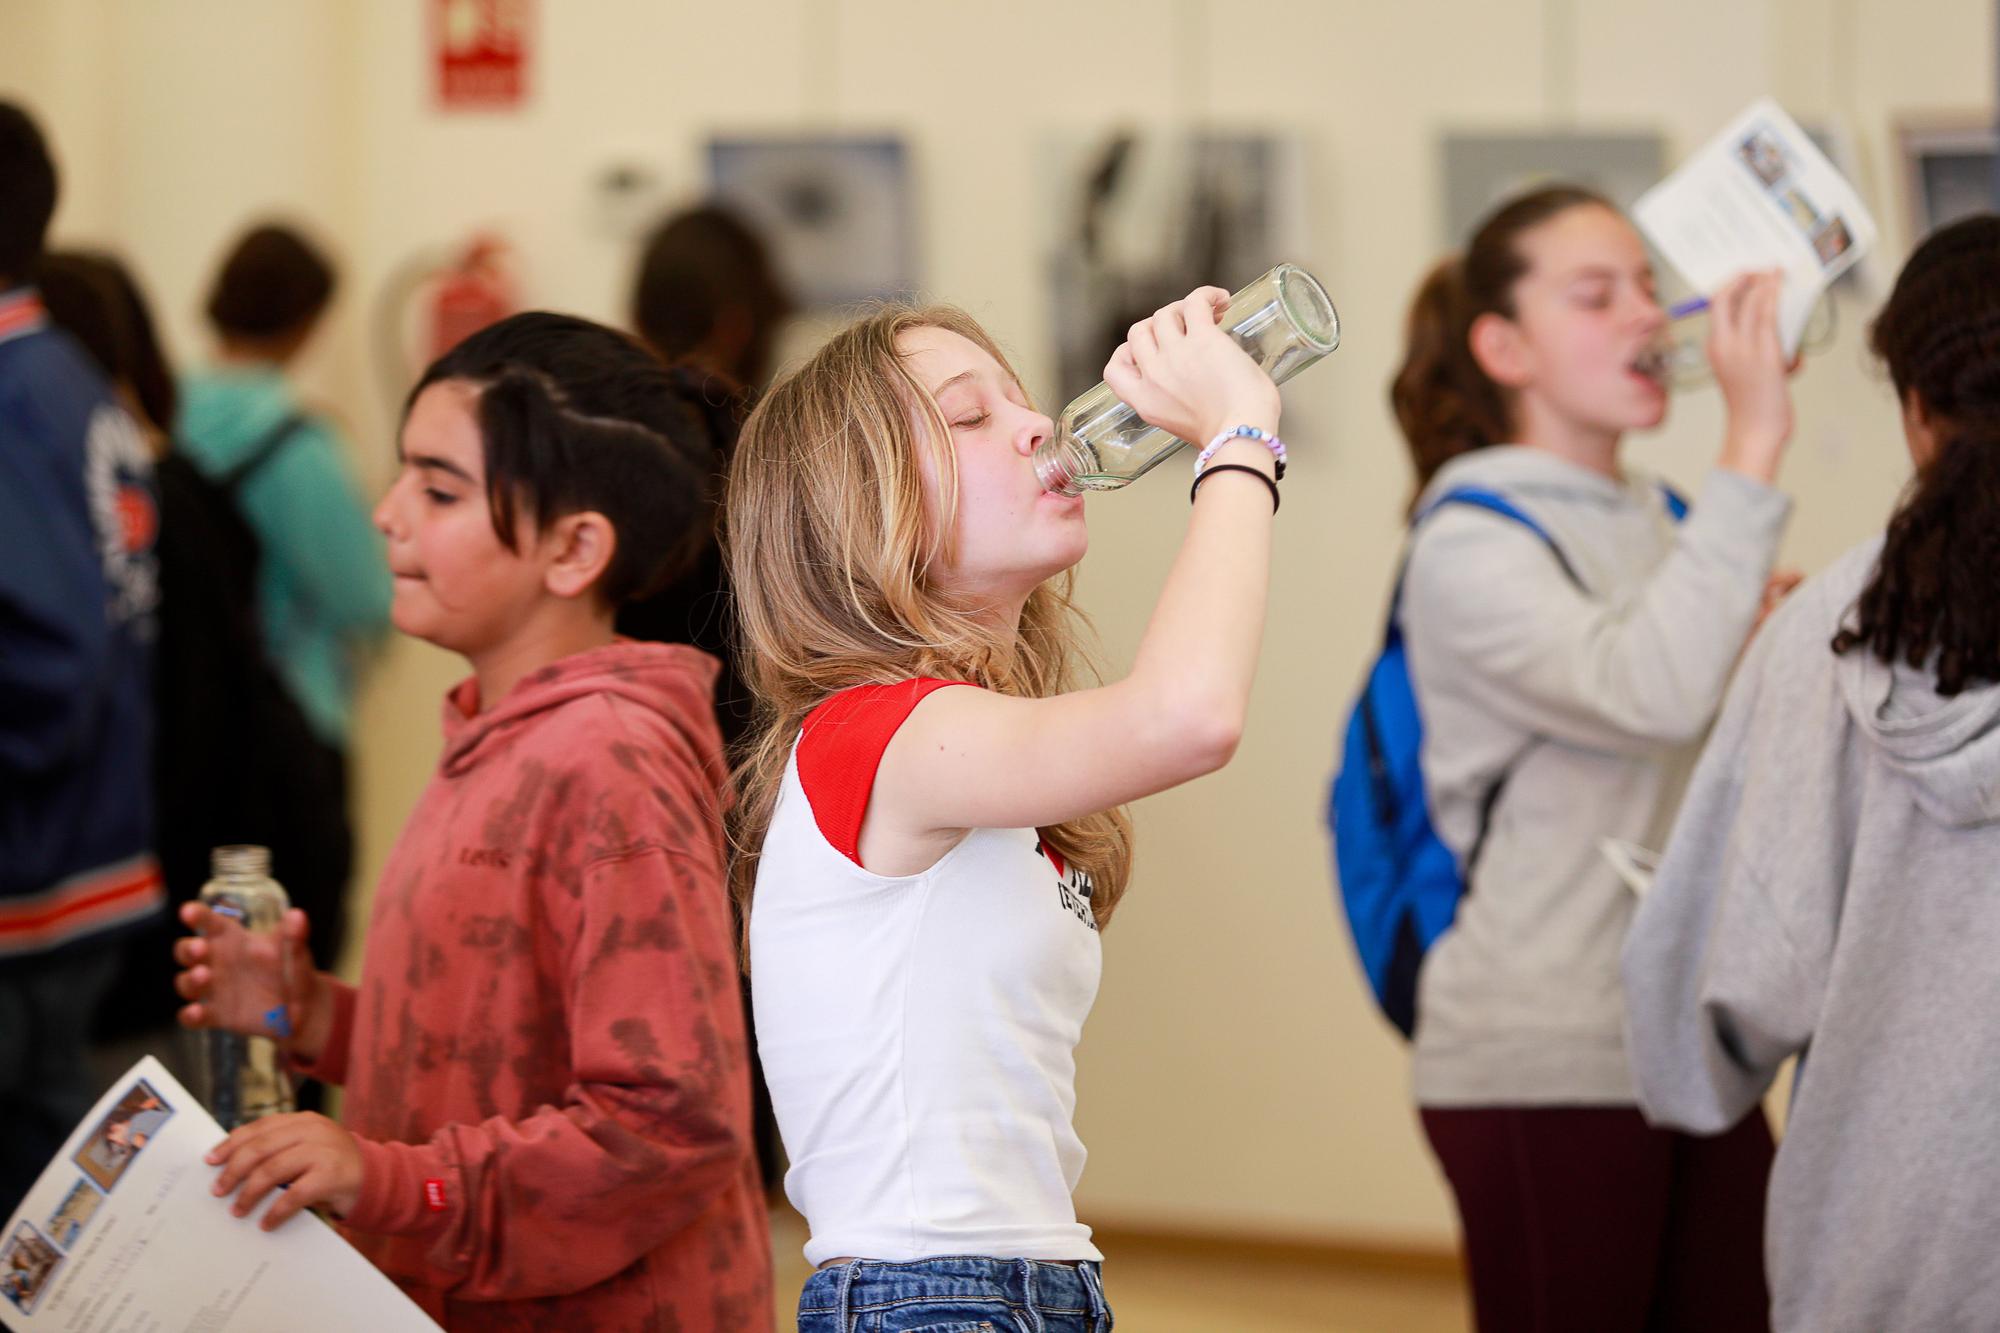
[0,101,162,1215]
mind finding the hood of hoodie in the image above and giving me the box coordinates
[439,640,727,799]
[1826,538,2000,827]
[177,366,305,469]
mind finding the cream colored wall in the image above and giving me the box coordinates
[3,0,1989,1247]
[0,0,366,438]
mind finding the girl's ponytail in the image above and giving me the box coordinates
[1391,256,1508,499]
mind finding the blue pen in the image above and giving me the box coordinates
[1666,295,1710,320]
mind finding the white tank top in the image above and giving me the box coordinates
[749,679,1104,1266]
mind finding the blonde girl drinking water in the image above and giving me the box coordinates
[729,288,1288,1332]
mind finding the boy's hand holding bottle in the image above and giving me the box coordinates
[173,902,335,1066]
[176,900,363,1227]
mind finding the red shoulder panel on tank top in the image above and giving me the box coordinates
[796,678,973,866]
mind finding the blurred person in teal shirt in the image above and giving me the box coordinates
[177,222,389,974]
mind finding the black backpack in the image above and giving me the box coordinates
[95,417,351,1041]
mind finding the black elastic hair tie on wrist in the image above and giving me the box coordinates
[1189,463,1281,513]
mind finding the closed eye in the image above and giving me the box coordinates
[952,412,990,430]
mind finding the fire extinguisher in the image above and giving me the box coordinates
[370,232,520,410]
[426,235,515,362]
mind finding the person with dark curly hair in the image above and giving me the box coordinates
[1626,214,2000,1332]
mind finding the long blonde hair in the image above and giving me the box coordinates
[725,305,1134,958]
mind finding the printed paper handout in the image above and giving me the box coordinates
[1635,97,1877,354]
[1,1057,438,1332]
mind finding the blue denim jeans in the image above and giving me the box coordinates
[798,1256,1114,1333]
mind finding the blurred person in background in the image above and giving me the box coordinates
[622,201,796,749]
[624,203,798,1195]
[630,202,793,397]
[0,101,163,1216]
[36,250,344,1110]
[178,222,391,981]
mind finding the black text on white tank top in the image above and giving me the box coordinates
[1036,838,1098,931]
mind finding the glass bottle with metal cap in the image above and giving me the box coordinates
[197,844,297,1129]
[1034,263,1340,496]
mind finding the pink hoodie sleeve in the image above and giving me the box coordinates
[288,978,358,1086]
[340,844,751,1302]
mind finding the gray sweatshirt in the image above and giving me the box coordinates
[1401,446,1790,1105]
[1625,536,2000,1333]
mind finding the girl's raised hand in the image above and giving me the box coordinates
[1708,270,1797,483]
[1103,287,1281,448]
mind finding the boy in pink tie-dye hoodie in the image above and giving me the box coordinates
[173,313,772,1332]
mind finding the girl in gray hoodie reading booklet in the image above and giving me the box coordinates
[1625,215,2000,1333]
[1387,184,1800,1331]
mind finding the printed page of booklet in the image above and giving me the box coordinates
[1634,96,1878,355]
[1,1056,439,1333]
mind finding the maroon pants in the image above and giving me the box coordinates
[1421,1105,1774,1333]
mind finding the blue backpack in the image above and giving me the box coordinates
[1328,484,1686,1037]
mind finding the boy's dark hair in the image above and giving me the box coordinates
[408,311,713,607]
[0,102,58,283]
[204,223,336,340]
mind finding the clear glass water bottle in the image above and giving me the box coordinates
[1637,291,1839,389]
[199,845,296,1129]
[1034,262,1340,496]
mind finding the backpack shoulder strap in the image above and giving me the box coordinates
[1391,488,1576,893]
[1383,486,1582,637]
[1658,482,1690,523]
[217,412,310,493]
[1415,486,1583,587]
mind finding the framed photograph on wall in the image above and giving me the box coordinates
[707,135,918,307]
[1896,115,1999,240]
[1041,131,1311,405]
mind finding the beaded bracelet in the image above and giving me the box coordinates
[1194,425,1287,482]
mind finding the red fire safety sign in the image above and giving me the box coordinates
[434,0,530,109]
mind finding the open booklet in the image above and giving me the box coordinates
[2,1057,438,1332]
[1634,96,1877,355]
